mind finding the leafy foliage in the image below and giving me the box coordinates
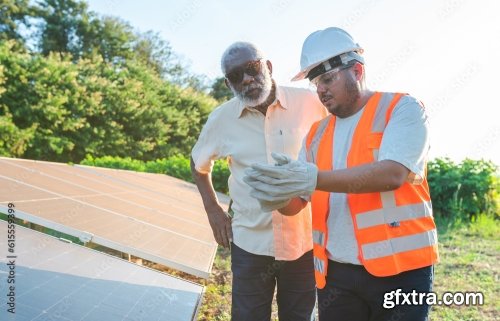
[0,0,225,163]
[0,0,32,43]
[0,39,217,162]
[210,77,233,103]
[427,158,499,221]
[35,0,93,57]
[30,0,210,86]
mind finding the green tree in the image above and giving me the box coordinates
[0,0,32,42]
[162,86,217,156]
[133,30,177,77]
[1,0,220,162]
[35,0,92,57]
[80,15,136,63]
[0,39,217,162]
[0,107,35,157]
[210,76,233,102]
[32,0,199,84]
[0,56,35,156]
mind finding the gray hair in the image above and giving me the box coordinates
[220,42,264,74]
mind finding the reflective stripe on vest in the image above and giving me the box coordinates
[356,197,432,229]
[312,229,326,246]
[362,228,438,260]
[305,92,438,288]
[314,256,326,274]
[306,115,332,164]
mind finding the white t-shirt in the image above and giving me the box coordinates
[299,94,430,264]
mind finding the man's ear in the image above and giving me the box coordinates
[224,78,230,88]
[266,60,273,75]
[352,62,364,81]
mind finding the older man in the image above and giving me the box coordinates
[245,27,438,321]
[191,42,327,320]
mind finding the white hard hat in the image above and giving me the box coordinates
[292,27,364,81]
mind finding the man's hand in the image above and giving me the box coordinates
[206,205,233,248]
[191,156,233,249]
[244,152,319,202]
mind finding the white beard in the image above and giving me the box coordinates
[231,69,273,107]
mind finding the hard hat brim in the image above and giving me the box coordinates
[291,61,323,82]
[291,71,307,82]
[291,50,364,82]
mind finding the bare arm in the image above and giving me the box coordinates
[277,160,408,216]
[317,159,409,193]
[190,157,233,248]
[277,197,308,216]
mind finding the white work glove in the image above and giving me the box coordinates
[243,152,318,203]
[244,152,293,212]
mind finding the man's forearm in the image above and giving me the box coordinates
[316,160,410,194]
[278,197,307,216]
[191,157,233,248]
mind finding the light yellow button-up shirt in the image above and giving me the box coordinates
[192,86,327,260]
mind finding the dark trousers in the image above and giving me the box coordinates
[318,260,434,321]
[231,243,316,321]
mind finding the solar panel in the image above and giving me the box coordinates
[0,157,229,278]
[0,221,203,321]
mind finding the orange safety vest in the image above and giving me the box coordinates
[306,92,439,289]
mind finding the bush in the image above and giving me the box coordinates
[147,156,193,183]
[0,40,218,163]
[427,158,499,221]
[81,154,230,194]
[81,155,146,171]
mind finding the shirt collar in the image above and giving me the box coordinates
[237,85,288,118]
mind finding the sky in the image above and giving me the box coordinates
[87,0,500,165]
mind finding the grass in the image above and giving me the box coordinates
[197,247,232,321]
[197,214,500,321]
[430,215,499,320]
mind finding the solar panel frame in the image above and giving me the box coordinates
[0,221,204,321]
[0,194,215,279]
[0,157,229,278]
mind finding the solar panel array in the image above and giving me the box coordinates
[0,157,229,278]
[0,221,204,321]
